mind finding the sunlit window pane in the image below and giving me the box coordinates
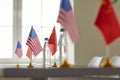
[42,0,60,26]
[22,0,42,26]
[0,0,13,25]
[22,0,61,58]
[0,27,12,58]
[0,0,13,58]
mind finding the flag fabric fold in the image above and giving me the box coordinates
[57,0,80,43]
[26,46,32,59]
[48,27,57,56]
[95,0,120,45]
[15,41,23,58]
[26,26,42,56]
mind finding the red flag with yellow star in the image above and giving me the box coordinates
[95,0,120,45]
[48,27,57,56]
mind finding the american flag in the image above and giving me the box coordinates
[15,41,23,58]
[57,0,80,43]
[26,46,32,59]
[26,26,42,56]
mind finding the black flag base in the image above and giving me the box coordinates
[27,62,33,68]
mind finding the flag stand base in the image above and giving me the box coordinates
[100,57,114,68]
[27,62,33,68]
[59,60,72,68]
[16,63,19,68]
[52,62,57,67]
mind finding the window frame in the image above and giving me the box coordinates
[0,0,75,65]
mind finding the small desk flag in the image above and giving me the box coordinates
[15,41,23,58]
[26,26,42,56]
[48,27,57,56]
[95,0,120,45]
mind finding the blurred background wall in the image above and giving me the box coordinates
[74,0,120,66]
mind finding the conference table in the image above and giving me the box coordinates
[1,67,120,80]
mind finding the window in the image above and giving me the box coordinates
[0,0,13,58]
[0,0,74,65]
[22,0,61,59]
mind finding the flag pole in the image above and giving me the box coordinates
[59,39,62,65]
[105,46,109,57]
[16,57,19,67]
[27,52,33,68]
[100,46,114,67]
[43,41,46,68]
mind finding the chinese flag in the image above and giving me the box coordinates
[48,27,57,56]
[95,0,120,45]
